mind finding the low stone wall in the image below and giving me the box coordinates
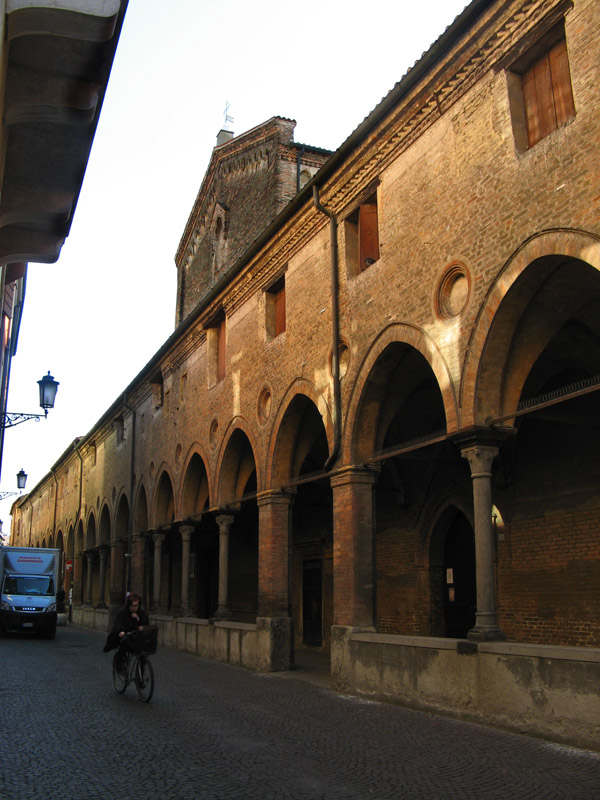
[73,605,108,633]
[331,626,600,752]
[71,607,291,672]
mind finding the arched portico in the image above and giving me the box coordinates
[180,449,217,618]
[215,424,259,623]
[268,391,333,653]
[468,241,600,645]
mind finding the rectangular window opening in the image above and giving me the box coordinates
[508,25,575,150]
[345,191,380,276]
[266,276,286,340]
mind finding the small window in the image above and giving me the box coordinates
[509,27,575,150]
[207,313,226,385]
[115,416,125,445]
[266,277,286,340]
[345,191,380,275]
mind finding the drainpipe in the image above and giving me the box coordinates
[123,393,136,595]
[73,441,83,612]
[312,185,341,471]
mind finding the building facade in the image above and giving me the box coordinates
[10,0,600,749]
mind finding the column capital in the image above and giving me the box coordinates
[329,464,379,490]
[178,524,195,541]
[215,514,235,533]
[460,443,499,477]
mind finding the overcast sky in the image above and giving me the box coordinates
[1,0,469,533]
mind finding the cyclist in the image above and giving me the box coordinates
[103,592,149,658]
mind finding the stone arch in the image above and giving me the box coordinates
[345,324,457,464]
[153,467,176,527]
[216,418,260,506]
[266,379,334,488]
[180,445,211,519]
[462,229,600,425]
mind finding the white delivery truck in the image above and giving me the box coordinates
[0,547,60,639]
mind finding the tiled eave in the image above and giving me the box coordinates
[0,0,128,265]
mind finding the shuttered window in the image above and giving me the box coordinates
[345,190,380,276]
[358,203,380,271]
[522,38,575,148]
[265,276,286,340]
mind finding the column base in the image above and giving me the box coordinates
[256,616,292,672]
[467,624,506,642]
[213,606,231,621]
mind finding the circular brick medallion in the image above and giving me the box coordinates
[436,263,470,319]
[257,386,272,424]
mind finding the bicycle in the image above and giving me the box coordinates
[112,626,157,702]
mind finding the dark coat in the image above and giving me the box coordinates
[103,603,150,652]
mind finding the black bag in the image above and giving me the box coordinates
[127,625,158,655]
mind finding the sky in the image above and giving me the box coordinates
[0,0,469,533]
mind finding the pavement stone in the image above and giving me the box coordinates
[1,624,599,800]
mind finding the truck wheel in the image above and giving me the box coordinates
[42,625,56,640]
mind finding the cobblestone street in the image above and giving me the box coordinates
[1,624,599,800]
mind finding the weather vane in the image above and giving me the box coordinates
[223,100,234,131]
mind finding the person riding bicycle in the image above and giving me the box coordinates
[103,592,149,658]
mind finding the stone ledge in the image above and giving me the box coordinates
[349,632,600,663]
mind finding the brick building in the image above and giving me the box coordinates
[10,0,600,749]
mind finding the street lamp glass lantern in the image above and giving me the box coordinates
[16,469,27,490]
[38,371,59,412]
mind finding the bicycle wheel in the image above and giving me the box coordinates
[112,653,129,694]
[135,655,154,702]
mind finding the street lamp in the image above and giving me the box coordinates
[2,371,59,428]
[0,467,28,499]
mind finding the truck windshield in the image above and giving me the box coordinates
[3,576,55,596]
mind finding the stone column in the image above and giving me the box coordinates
[214,514,234,620]
[85,551,94,606]
[330,466,378,629]
[461,443,505,642]
[96,547,108,608]
[179,524,194,616]
[152,532,165,613]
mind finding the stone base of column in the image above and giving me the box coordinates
[468,613,506,642]
[256,616,292,672]
[213,606,231,621]
[330,625,357,693]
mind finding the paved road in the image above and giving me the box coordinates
[1,624,599,800]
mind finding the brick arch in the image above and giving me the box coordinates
[84,510,97,549]
[152,465,177,528]
[266,378,334,489]
[215,417,260,506]
[98,502,111,546]
[180,443,212,519]
[114,490,129,540]
[462,229,600,426]
[133,481,149,534]
[344,323,458,464]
